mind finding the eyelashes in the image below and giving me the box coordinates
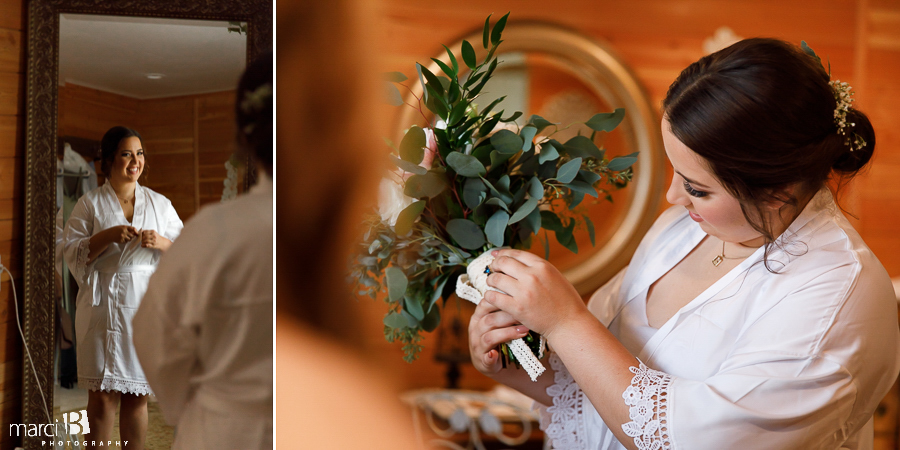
[682,179,708,198]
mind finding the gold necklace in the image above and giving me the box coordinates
[712,241,746,267]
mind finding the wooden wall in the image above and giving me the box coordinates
[856,0,900,274]
[0,0,23,447]
[58,83,140,138]
[196,92,240,206]
[351,0,900,447]
[58,84,237,221]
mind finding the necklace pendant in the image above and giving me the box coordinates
[712,255,724,267]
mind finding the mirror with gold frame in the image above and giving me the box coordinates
[23,1,271,448]
[396,22,666,295]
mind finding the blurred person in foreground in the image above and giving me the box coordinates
[132,52,274,449]
[277,0,419,448]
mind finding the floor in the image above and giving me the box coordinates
[53,384,176,449]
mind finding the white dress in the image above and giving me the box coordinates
[538,189,900,450]
[133,174,273,450]
[62,181,183,395]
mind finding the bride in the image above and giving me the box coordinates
[62,126,183,450]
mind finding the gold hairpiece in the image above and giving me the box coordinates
[829,80,866,152]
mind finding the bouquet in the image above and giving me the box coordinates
[351,13,637,365]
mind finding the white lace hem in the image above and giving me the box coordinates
[80,377,153,396]
[537,353,586,450]
[621,360,673,450]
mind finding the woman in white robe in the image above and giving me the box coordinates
[469,39,900,449]
[132,170,272,450]
[63,126,183,450]
[133,52,273,450]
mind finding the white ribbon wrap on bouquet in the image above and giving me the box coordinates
[456,250,546,382]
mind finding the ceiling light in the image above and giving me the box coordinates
[145,73,164,80]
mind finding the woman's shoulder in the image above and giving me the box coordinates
[782,201,883,279]
[759,206,895,323]
[76,184,107,206]
[185,193,273,241]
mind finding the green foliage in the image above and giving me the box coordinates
[354,13,639,362]
[400,126,426,164]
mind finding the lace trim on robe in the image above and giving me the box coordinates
[75,238,93,283]
[537,353,586,449]
[80,377,153,396]
[621,360,673,450]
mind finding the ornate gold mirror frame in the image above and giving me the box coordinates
[397,23,666,294]
[23,1,271,447]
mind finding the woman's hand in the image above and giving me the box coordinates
[88,225,139,260]
[468,299,530,377]
[140,229,172,251]
[484,249,589,340]
[111,225,140,244]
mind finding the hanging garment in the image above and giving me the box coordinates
[134,174,273,449]
[57,142,97,210]
[56,143,99,389]
[62,182,183,394]
[536,189,900,450]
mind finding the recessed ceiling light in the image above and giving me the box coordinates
[145,73,165,80]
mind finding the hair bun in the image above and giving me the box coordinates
[831,108,875,174]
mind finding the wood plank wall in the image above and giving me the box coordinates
[0,0,23,446]
[58,84,237,222]
[856,1,900,447]
[58,83,140,138]
[857,0,900,275]
[137,94,197,216]
[345,0,900,447]
[196,91,238,205]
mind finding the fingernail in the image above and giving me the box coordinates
[491,250,499,256]
[516,326,528,334]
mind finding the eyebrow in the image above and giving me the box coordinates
[675,170,711,189]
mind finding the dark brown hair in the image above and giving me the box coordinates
[236,51,273,175]
[100,126,143,176]
[663,38,876,268]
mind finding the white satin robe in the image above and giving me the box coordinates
[133,175,273,450]
[538,189,900,450]
[62,182,183,395]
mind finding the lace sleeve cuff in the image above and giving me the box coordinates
[74,238,93,283]
[536,353,587,450]
[621,360,673,450]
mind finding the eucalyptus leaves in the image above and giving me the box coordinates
[352,13,637,362]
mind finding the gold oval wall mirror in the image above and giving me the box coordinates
[22,1,271,448]
[395,22,666,295]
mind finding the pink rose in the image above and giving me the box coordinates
[421,128,438,170]
[401,128,439,180]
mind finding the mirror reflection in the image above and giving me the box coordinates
[54,14,247,449]
[58,14,247,218]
